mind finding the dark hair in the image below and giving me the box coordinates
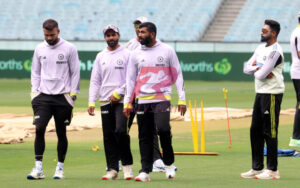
[43,19,59,30]
[139,22,157,36]
[264,19,280,36]
[298,17,300,23]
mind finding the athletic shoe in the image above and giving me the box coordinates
[254,169,280,179]
[123,165,133,180]
[240,169,264,178]
[289,137,300,147]
[165,164,176,179]
[135,172,150,182]
[27,167,45,180]
[102,170,119,180]
[53,167,64,179]
[152,159,165,172]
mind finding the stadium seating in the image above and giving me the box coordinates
[0,0,222,41]
[224,0,300,42]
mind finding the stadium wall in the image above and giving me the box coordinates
[0,40,292,81]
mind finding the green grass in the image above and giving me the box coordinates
[0,123,299,188]
[0,79,296,113]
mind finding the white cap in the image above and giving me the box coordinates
[133,16,148,24]
[103,24,119,34]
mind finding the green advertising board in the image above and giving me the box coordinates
[0,50,292,81]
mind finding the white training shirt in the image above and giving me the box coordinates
[243,42,285,94]
[89,45,130,106]
[290,25,300,79]
[31,38,80,95]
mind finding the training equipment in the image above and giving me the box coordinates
[223,88,232,148]
[123,165,133,180]
[53,167,64,179]
[240,169,264,178]
[135,172,150,182]
[27,167,45,180]
[174,100,218,155]
[102,170,119,180]
[92,145,99,151]
[254,169,280,180]
[165,164,176,179]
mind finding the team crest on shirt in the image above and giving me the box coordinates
[117,59,123,65]
[58,54,64,60]
[156,56,165,66]
[56,54,67,64]
[157,56,164,62]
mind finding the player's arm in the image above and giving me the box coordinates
[169,48,186,116]
[88,57,102,116]
[69,46,80,100]
[243,52,258,75]
[31,49,41,99]
[123,53,138,118]
[296,35,300,59]
[254,51,282,80]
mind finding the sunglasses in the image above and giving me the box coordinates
[261,28,271,34]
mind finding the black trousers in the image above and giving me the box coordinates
[32,93,73,162]
[136,101,174,173]
[250,93,282,171]
[292,79,300,139]
[128,105,162,162]
[101,103,133,171]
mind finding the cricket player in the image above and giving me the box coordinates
[123,22,186,182]
[289,12,300,147]
[27,19,80,180]
[125,16,167,172]
[88,24,133,180]
[241,19,284,179]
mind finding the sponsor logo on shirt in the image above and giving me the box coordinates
[157,56,164,62]
[101,110,109,114]
[58,54,64,60]
[137,111,144,115]
[115,67,124,69]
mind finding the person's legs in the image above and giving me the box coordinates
[264,94,282,171]
[101,104,120,172]
[136,103,155,174]
[292,79,300,139]
[250,94,264,171]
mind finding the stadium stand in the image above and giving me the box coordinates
[224,0,300,42]
[0,0,222,41]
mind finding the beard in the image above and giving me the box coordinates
[261,35,271,42]
[107,39,119,48]
[139,35,152,46]
[46,38,59,45]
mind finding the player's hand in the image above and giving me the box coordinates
[88,106,95,116]
[123,107,132,119]
[266,72,274,79]
[178,105,187,116]
[109,95,120,105]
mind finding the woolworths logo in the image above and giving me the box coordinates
[180,58,232,75]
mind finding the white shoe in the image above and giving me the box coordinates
[240,169,264,178]
[165,164,176,179]
[27,167,45,180]
[152,159,165,172]
[102,170,119,180]
[53,167,65,179]
[135,172,150,182]
[123,165,133,180]
[254,169,280,179]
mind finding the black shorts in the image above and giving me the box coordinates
[31,93,73,127]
